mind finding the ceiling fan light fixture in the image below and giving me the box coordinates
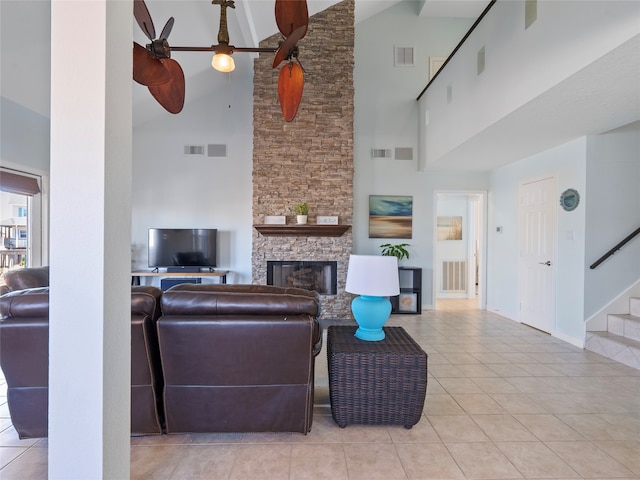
[212,52,235,72]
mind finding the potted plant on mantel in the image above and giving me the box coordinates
[294,202,308,225]
[380,243,410,263]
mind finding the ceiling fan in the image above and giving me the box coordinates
[132,0,308,121]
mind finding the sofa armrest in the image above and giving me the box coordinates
[0,287,49,318]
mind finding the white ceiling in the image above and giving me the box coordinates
[4,1,636,172]
[130,0,490,124]
[1,0,489,123]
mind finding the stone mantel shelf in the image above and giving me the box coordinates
[254,224,351,237]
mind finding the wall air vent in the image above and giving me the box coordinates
[525,0,538,29]
[394,46,414,67]
[477,46,486,76]
[184,145,205,155]
[207,144,227,157]
[371,149,392,159]
[395,148,413,161]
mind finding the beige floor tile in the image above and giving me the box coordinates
[170,444,237,479]
[343,442,407,480]
[427,415,488,442]
[0,426,40,448]
[228,444,292,480]
[450,393,506,414]
[429,363,467,378]
[441,353,481,364]
[516,362,566,376]
[130,445,186,479]
[593,441,640,476]
[557,413,640,441]
[545,441,636,478]
[425,378,447,395]
[0,446,47,479]
[471,377,520,394]
[470,352,510,364]
[455,364,500,378]
[339,424,393,444]
[290,444,348,480]
[445,442,523,479]
[471,414,538,442]
[396,443,465,480]
[422,395,465,415]
[387,417,440,443]
[486,363,532,376]
[489,393,550,414]
[513,414,585,441]
[505,376,560,393]
[0,446,28,470]
[528,393,591,414]
[438,377,484,394]
[496,441,580,478]
[2,308,640,479]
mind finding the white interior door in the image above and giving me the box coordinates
[519,176,556,333]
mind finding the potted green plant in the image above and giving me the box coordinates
[294,202,308,224]
[380,243,410,262]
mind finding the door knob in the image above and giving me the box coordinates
[538,261,551,266]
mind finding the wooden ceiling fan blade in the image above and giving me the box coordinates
[278,62,304,122]
[148,59,185,114]
[159,17,174,40]
[275,0,308,37]
[272,25,307,69]
[133,0,155,41]
[133,42,171,86]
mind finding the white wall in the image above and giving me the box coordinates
[419,0,640,167]
[488,138,587,342]
[584,121,640,318]
[354,2,486,308]
[132,74,255,284]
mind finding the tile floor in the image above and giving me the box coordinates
[1,298,639,479]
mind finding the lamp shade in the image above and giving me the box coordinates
[345,255,400,297]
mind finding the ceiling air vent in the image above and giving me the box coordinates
[207,144,227,157]
[394,46,414,67]
[395,147,413,161]
[184,145,205,156]
[371,148,392,159]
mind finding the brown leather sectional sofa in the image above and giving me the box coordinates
[0,283,165,437]
[0,268,322,438]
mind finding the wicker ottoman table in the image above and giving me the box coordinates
[327,325,428,429]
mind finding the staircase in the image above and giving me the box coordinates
[585,297,640,370]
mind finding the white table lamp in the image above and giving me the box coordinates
[345,254,400,341]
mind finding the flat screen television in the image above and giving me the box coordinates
[148,228,217,269]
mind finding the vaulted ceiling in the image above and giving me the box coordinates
[1,0,490,126]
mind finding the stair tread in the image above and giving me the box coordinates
[608,313,640,320]
[587,331,640,348]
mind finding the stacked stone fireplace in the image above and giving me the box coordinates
[251,0,355,318]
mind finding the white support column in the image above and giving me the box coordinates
[49,1,132,478]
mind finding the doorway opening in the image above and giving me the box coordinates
[433,191,486,311]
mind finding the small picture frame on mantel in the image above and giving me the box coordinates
[316,216,338,225]
[264,215,286,225]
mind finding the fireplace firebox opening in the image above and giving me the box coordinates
[267,261,337,295]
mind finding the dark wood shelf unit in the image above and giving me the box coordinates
[254,225,351,237]
[391,267,422,314]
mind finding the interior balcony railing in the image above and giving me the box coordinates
[417,0,496,101]
[590,226,640,270]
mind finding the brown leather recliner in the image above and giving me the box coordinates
[0,266,49,296]
[157,284,322,434]
[0,283,165,438]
